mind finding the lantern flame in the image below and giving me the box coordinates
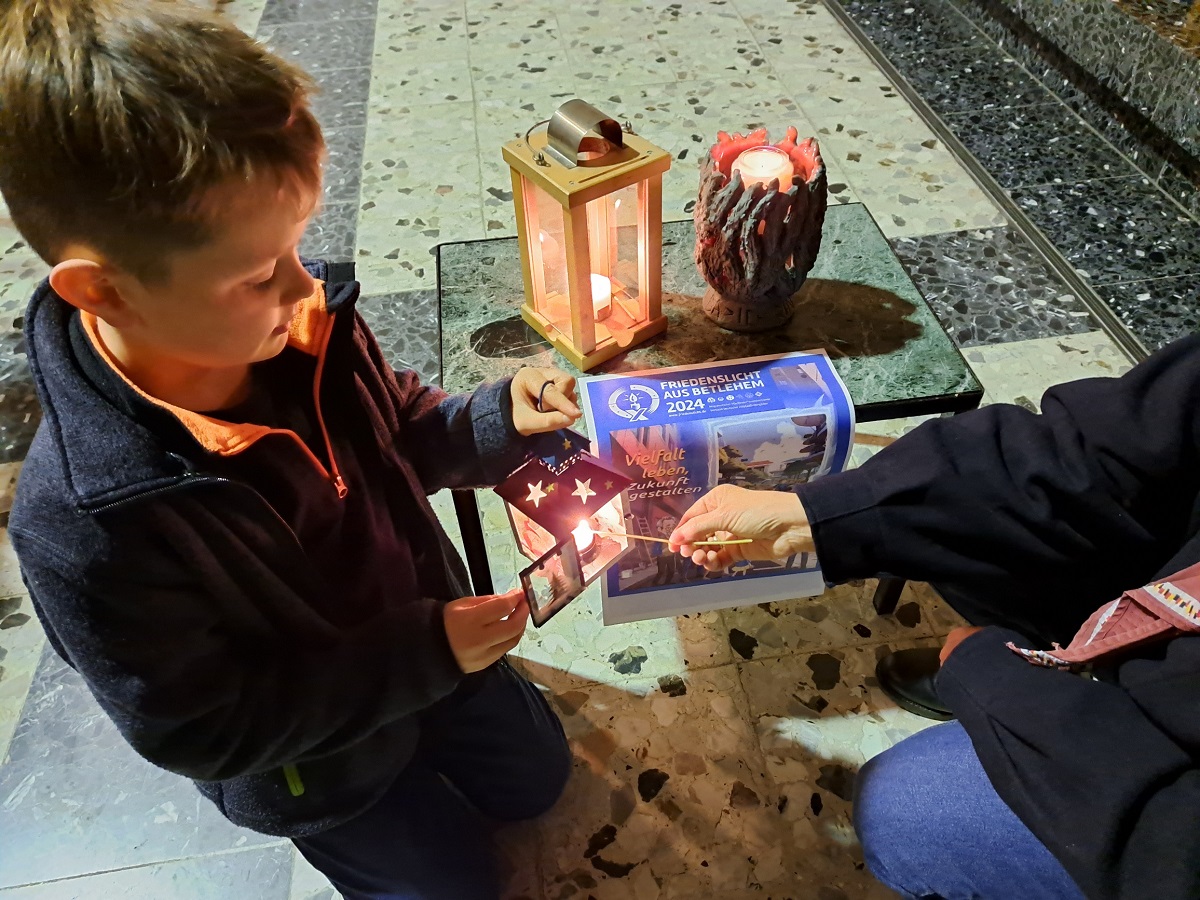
[572,519,596,553]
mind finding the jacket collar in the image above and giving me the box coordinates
[24,259,359,510]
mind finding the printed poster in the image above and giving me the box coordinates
[580,352,855,624]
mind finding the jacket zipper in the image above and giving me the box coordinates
[89,308,353,536]
[311,316,348,500]
[90,474,308,556]
[282,763,305,797]
[202,310,348,500]
[186,317,348,500]
[89,477,211,515]
[248,429,346,500]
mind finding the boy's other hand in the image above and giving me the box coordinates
[511,367,581,435]
[443,589,530,673]
[669,484,814,571]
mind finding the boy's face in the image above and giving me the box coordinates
[107,179,320,370]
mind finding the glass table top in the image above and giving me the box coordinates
[437,203,981,420]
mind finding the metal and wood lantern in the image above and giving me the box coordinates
[503,100,671,371]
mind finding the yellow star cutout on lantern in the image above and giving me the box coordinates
[562,438,573,451]
[605,480,614,490]
[572,478,596,503]
[546,483,557,492]
[526,481,547,507]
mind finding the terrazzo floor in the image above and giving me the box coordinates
[0,0,1183,897]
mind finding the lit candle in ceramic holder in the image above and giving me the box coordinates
[730,145,794,191]
[694,126,828,332]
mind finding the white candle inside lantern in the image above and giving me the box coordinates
[731,145,794,190]
[573,519,597,554]
[589,273,613,320]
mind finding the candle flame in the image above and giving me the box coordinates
[572,519,596,551]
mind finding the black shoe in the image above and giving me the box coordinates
[875,647,955,721]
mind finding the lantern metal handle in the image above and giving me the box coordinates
[544,100,624,168]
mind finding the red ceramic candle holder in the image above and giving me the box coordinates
[694,127,828,332]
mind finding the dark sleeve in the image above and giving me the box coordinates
[353,313,528,491]
[390,367,528,492]
[11,511,464,783]
[797,336,1200,607]
[938,627,1200,900]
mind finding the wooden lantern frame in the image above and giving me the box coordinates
[502,107,672,371]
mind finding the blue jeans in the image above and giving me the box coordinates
[854,721,1086,900]
[294,660,570,900]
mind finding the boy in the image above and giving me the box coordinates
[0,2,579,897]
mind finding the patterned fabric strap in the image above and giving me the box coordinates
[1005,643,1074,670]
[1005,562,1200,669]
[1137,575,1200,631]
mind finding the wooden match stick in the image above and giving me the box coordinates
[593,530,752,547]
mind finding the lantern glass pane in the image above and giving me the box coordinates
[584,183,641,323]
[578,496,630,585]
[509,504,557,562]
[528,180,567,317]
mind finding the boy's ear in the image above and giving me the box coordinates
[49,259,139,327]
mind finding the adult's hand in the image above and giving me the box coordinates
[443,589,529,673]
[939,626,985,666]
[668,484,814,571]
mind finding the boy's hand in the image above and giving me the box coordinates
[443,589,530,673]
[511,367,581,436]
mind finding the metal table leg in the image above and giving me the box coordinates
[873,576,906,615]
[452,489,494,596]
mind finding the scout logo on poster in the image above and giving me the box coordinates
[608,384,661,422]
[580,352,855,624]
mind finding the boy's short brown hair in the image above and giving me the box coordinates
[0,0,324,282]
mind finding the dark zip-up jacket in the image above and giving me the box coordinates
[10,262,526,837]
[798,335,1200,900]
